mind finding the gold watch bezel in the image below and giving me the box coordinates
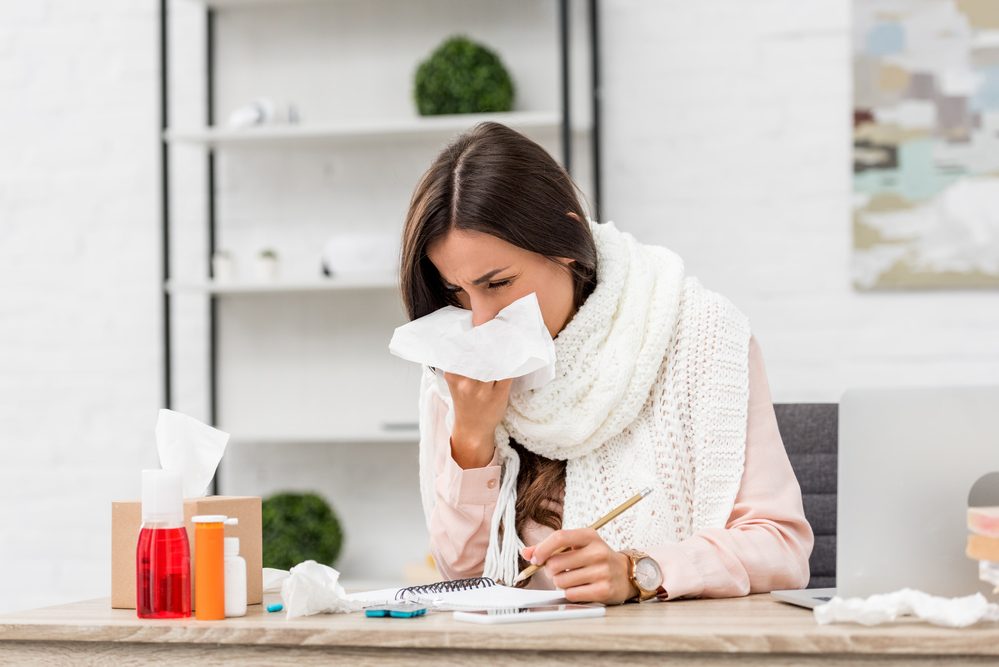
[621,549,661,602]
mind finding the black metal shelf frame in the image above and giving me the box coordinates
[158,0,603,495]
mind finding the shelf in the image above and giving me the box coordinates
[164,111,582,148]
[229,427,420,445]
[166,273,399,295]
[193,0,326,8]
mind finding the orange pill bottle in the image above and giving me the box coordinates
[192,515,229,620]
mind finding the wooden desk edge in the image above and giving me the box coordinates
[1,594,998,658]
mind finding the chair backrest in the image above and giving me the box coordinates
[773,403,838,589]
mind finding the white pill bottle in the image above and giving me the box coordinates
[224,536,247,617]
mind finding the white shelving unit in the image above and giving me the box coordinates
[162,0,598,487]
[161,0,600,583]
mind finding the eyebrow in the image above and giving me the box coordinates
[444,266,513,287]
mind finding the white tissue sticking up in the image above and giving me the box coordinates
[389,292,556,393]
[154,409,230,498]
[814,588,999,628]
[280,560,364,618]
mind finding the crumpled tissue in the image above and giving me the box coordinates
[814,588,999,628]
[388,292,556,393]
[262,567,289,593]
[155,408,230,497]
[279,560,365,618]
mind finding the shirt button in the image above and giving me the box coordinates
[487,479,497,489]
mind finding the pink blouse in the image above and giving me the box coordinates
[427,336,814,599]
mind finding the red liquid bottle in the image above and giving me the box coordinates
[136,469,191,619]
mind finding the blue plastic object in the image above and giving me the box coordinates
[365,603,428,618]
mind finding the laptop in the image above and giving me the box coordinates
[772,385,999,609]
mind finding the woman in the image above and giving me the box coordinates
[399,122,813,605]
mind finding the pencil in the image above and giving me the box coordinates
[512,486,654,585]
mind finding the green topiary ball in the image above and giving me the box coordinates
[414,35,515,116]
[262,491,343,570]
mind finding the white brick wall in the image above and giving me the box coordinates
[2,0,997,614]
[0,0,162,612]
[600,0,999,401]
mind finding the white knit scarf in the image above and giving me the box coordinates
[417,221,752,585]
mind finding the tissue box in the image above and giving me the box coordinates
[967,533,999,562]
[969,506,999,538]
[111,495,262,610]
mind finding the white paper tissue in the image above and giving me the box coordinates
[262,567,289,593]
[280,560,364,618]
[155,409,230,498]
[813,588,999,628]
[388,292,556,393]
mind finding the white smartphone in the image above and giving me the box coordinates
[453,604,606,624]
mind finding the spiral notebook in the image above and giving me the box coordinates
[346,577,567,611]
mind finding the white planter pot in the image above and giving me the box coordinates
[255,256,279,282]
[212,253,235,283]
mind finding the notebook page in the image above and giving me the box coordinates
[410,585,567,611]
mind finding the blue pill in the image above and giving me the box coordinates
[267,603,284,613]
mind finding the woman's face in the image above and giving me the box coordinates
[427,228,577,338]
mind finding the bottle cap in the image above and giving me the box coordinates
[141,469,183,524]
[224,536,240,556]
[192,514,228,524]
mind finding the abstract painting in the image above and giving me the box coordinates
[853,0,999,289]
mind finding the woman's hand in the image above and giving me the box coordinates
[521,529,639,605]
[445,372,513,469]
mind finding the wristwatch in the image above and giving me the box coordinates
[620,549,664,602]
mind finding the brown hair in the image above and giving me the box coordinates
[400,122,598,551]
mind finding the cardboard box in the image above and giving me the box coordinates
[967,533,999,562]
[111,496,262,610]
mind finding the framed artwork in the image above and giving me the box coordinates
[853,0,999,289]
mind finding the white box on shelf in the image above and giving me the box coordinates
[322,233,400,277]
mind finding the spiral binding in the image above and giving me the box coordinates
[395,577,496,600]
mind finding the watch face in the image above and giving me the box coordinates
[635,557,662,591]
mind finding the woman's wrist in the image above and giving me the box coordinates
[449,431,496,469]
[615,551,641,603]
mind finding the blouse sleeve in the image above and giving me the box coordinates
[645,336,815,599]
[425,389,502,580]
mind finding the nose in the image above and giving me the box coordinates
[469,294,500,327]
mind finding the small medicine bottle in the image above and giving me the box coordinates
[224,535,247,617]
[192,515,230,620]
[136,469,191,619]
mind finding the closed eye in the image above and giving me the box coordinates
[444,278,514,293]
